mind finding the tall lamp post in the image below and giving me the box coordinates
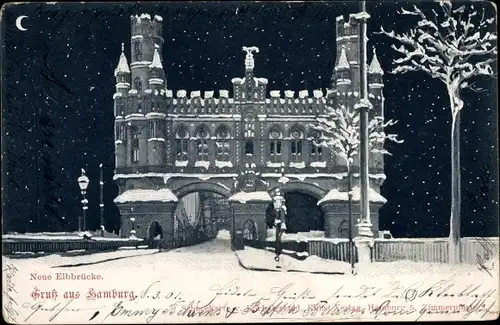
[99,163,105,237]
[77,169,90,232]
[273,189,285,262]
[357,0,373,237]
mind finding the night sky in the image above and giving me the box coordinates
[1,1,498,238]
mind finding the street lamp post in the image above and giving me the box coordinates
[99,163,105,237]
[129,217,136,238]
[273,189,285,262]
[77,169,90,232]
[357,0,373,237]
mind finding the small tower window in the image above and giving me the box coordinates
[134,77,142,92]
[196,126,210,161]
[134,41,142,61]
[216,125,231,161]
[131,129,140,163]
[310,130,324,161]
[269,127,282,162]
[290,126,304,162]
[175,126,189,161]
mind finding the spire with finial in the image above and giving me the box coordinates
[114,42,130,77]
[368,47,384,75]
[242,46,259,70]
[149,44,163,69]
[335,45,350,70]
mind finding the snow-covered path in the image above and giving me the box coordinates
[3,234,498,323]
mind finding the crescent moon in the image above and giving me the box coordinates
[16,16,28,31]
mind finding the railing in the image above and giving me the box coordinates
[308,239,358,263]
[304,237,498,264]
[372,237,499,264]
[2,239,143,256]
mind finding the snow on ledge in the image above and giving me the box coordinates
[194,160,210,170]
[114,189,178,203]
[175,160,188,167]
[289,161,306,169]
[228,191,272,203]
[148,138,165,142]
[215,160,233,168]
[113,173,239,181]
[318,186,386,205]
[311,161,327,168]
[266,161,283,168]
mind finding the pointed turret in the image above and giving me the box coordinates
[115,43,131,77]
[368,47,384,89]
[335,45,352,96]
[368,48,383,75]
[149,44,163,70]
[335,46,351,71]
[115,42,131,96]
[149,44,165,89]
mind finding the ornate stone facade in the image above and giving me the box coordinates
[113,13,388,243]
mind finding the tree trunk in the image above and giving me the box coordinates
[449,99,462,264]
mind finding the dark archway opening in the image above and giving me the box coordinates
[148,221,163,241]
[266,191,324,234]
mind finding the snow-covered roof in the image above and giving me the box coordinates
[204,91,214,98]
[114,43,130,77]
[368,48,384,75]
[149,44,163,69]
[285,90,295,98]
[231,78,244,84]
[190,90,201,98]
[219,90,229,98]
[336,46,350,70]
[114,189,178,203]
[299,90,309,98]
[313,89,323,98]
[177,90,187,98]
[254,77,268,85]
[318,186,386,205]
[228,191,272,203]
[270,90,280,97]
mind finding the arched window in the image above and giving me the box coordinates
[134,77,142,92]
[244,140,254,155]
[243,113,255,138]
[148,120,160,138]
[134,41,142,61]
[175,125,189,161]
[131,128,140,163]
[196,125,210,161]
[289,126,304,161]
[216,125,231,161]
[310,130,323,161]
[268,127,282,162]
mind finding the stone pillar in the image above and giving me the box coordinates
[126,126,133,166]
[354,234,374,264]
[116,201,178,247]
[319,202,344,238]
[230,201,269,241]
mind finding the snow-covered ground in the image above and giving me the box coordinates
[3,231,498,323]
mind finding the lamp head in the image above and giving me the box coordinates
[77,169,90,190]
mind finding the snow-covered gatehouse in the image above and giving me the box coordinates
[112,13,387,246]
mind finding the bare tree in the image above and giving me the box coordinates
[378,0,497,263]
[311,101,402,268]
